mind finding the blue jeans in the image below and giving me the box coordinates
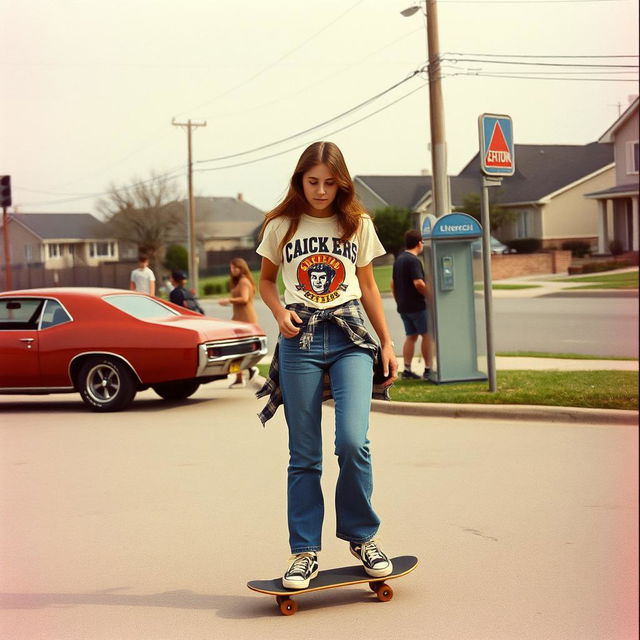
[279,319,381,554]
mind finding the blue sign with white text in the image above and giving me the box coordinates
[479,113,515,176]
[422,213,482,239]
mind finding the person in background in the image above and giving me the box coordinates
[169,270,204,314]
[390,229,431,380]
[218,257,260,388]
[129,254,156,295]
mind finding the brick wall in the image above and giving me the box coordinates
[491,251,572,280]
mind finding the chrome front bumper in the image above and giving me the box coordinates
[196,336,268,378]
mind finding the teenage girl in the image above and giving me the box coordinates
[256,141,398,589]
[219,257,259,388]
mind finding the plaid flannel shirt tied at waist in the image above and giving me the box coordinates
[256,300,391,426]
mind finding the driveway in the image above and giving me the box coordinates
[1,382,637,639]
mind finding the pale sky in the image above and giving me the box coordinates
[1,0,638,215]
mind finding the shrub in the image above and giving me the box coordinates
[581,259,632,273]
[506,238,542,254]
[562,240,591,258]
[609,240,624,256]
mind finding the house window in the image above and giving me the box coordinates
[627,141,639,174]
[24,245,33,263]
[48,243,62,258]
[516,210,531,238]
[89,241,116,258]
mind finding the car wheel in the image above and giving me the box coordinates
[77,357,137,412]
[152,380,200,401]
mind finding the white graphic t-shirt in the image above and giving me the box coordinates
[257,213,385,308]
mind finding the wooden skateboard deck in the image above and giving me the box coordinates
[247,555,418,615]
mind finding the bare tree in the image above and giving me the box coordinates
[96,171,184,267]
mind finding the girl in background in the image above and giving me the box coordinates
[219,257,259,388]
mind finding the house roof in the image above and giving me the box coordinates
[8,213,108,240]
[355,175,433,210]
[190,196,264,224]
[598,96,639,143]
[585,182,640,198]
[356,143,613,211]
[456,142,614,204]
[200,221,261,240]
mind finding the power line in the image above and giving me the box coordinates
[442,71,638,81]
[195,69,421,165]
[443,52,638,58]
[16,166,186,208]
[441,57,638,68]
[440,0,627,4]
[195,81,429,174]
[173,0,366,118]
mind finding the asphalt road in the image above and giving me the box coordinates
[205,293,639,359]
[1,381,637,640]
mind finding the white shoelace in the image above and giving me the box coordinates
[362,540,386,566]
[286,553,315,577]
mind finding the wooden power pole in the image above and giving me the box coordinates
[172,118,206,294]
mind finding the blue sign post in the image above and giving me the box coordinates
[477,113,515,392]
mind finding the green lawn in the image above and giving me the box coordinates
[256,366,637,410]
[496,351,638,361]
[391,370,637,410]
[558,270,638,290]
[198,264,637,297]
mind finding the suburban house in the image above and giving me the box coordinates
[585,96,639,254]
[0,212,121,270]
[185,195,264,271]
[355,142,615,251]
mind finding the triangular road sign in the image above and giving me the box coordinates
[484,121,512,167]
[478,114,514,176]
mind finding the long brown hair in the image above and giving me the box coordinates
[260,141,368,253]
[229,257,255,293]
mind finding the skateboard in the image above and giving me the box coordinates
[247,555,418,616]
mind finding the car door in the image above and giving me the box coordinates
[0,297,43,388]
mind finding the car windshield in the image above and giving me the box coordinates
[103,294,179,320]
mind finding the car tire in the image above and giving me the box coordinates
[77,357,137,412]
[152,380,200,401]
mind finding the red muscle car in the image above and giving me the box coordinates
[0,288,267,411]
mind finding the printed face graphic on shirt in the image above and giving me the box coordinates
[309,263,335,294]
[296,253,347,304]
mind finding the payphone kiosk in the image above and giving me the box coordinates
[421,212,487,383]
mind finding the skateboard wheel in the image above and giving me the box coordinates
[277,597,298,616]
[375,583,393,602]
[368,581,379,592]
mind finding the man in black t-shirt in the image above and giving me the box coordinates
[390,229,431,380]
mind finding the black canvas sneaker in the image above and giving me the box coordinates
[282,552,319,589]
[401,369,420,380]
[422,368,431,381]
[349,540,393,577]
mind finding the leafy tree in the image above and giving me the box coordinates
[454,192,517,233]
[163,244,189,272]
[373,206,412,256]
[96,171,183,268]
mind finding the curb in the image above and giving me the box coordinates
[251,375,637,426]
[370,399,638,426]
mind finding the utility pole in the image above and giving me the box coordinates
[425,0,449,217]
[402,1,449,217]
[172,118,206,294]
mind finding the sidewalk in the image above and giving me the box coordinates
[489,266,638,298]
